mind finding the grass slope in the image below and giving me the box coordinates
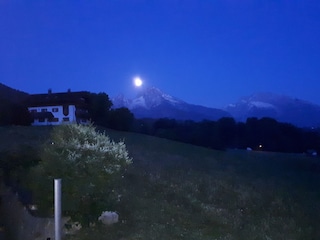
[1,126,320,240]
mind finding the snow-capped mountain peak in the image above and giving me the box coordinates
[112,87,185,110]
[112,87,230,121]
[136,87,184,108]
[112,89,320,127]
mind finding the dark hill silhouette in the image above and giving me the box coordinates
[0,83,30,125]
[0,82,29,104]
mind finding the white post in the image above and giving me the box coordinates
[54,179,62,240]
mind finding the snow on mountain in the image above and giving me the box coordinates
[112,87,230,121]
[248,101,277,109]
[130,96,147,109]
[113,89,320,127]
[226,92,320,127]
[112,87,183,110]
[134,87,184,109]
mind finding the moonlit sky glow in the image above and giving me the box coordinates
[0,1,320,108]
[133,77,143,87]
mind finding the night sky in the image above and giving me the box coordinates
[1,1,319,108]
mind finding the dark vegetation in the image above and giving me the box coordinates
[134,117,320,153]
[1,83,319,155]
[88,91,320,154]
[1,84,320,239]
[0,83,31,126]
[1,126,320,239]
[88,92,134,131]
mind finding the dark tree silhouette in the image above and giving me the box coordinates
[130,113,320,154]
[0,98,31,126]
[217,117,237,148]
[88,92,113,126]
[107,107,134,131]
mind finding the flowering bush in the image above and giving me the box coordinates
[28,123,132,226]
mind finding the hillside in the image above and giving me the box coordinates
[0,83,31,126]
[0,82,29,104]
[1,126,320,239]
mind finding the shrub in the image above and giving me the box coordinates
[27,123,132,226]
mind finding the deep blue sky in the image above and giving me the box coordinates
[1,1,320,108]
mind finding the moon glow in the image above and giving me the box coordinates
[133,77,143,87]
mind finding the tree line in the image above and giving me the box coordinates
[87,93,320,154]
[0,92,134,129]
[131,117,320,154]
[1,91,319,154]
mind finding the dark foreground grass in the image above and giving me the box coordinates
[1,126,320,239]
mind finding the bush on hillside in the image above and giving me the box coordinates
[27,123,132,226]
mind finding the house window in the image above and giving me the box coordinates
[41,108,47,112]
[52,108,59,112]
[63,117,70,122]
[50,118,59,122]
[63,105,69,116]
[39,118,45,122]
[30,109,37,113]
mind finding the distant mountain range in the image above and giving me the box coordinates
[226,93,320,128]
[1,82,319,128]
[113,87,320,128]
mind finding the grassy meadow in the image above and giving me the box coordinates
[1,126,320,240]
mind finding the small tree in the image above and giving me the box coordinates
[28,123,132,226]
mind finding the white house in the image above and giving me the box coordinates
[26,90,91,126]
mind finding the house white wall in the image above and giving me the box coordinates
[28,105,78,126]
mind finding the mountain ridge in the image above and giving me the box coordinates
[0,83,29,103]
[1,82,319,128]
[112,87,231,121]
[226,92,320,127]
[113,88,320,127]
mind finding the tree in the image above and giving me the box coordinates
[0,98,31,126]
[11,103,32,125]
[245,117,260,149]
[107,107,134,131]
[88,92,113,126]
[217,117,236,149]
[27,123,132,226]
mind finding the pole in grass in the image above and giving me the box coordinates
[54,179,62,240]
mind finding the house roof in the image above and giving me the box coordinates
[25,91,91,107]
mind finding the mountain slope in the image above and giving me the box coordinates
[0,82,31,125]
[0,82,29,103]
[226,92,320,127]
[112,87,231,121]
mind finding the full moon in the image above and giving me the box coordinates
[133,77,143,87]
